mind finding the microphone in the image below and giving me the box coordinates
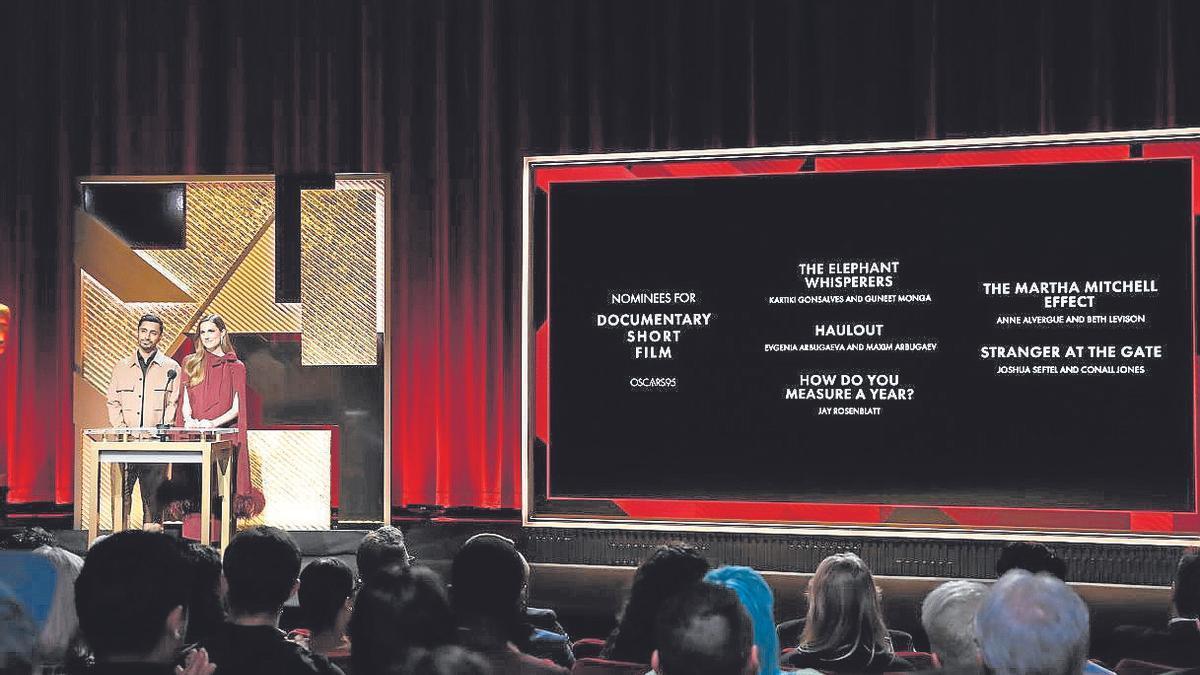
[158,369,177,437]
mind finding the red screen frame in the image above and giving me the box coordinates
[526,134,1200,536]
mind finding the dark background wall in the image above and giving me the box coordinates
[1,0,1198,510]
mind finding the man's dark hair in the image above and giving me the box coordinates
[1174,552,1200,617]
[299,557,355,633]
[350,565,455,675]
[356,526,411,582]
[0,527,57,550]
[995,541,1067,581]
[450,534,527,621]
[137,314,164,331]
[222,526,301,615]
[603,543,711,662]
[181,542,225,644]
[74,531,192,659]
[653,582,752,675]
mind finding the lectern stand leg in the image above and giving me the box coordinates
[219,452,233,554]
[200,451,212,547]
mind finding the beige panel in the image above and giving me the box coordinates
[300,189,380,365]
[207,221,303,333]
[239,430,331,531]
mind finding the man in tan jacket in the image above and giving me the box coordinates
[106,313,181,525]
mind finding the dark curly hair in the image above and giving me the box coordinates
[601,543,711,663]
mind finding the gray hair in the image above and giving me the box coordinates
[32,545,84,665]
[921,580,987,671]
[975,569,1088,675]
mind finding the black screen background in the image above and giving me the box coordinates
[546,159,1194,511]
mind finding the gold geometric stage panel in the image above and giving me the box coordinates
[75,175,385,530]
[240,430,332,531]
[300,182,382,366]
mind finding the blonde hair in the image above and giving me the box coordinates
[799,552,892,656]
[183,314,232,385]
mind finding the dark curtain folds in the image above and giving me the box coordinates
[2,0,1199,509]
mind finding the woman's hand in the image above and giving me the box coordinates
[175,647,216,675]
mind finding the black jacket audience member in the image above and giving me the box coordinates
[451,534,569,674]
[1100,551,1200,667]
[601,543,711,665]
[995,541,1068,580]
[182,542,225,646]
[975,569,1089,675]
[651,582,757,675]
[72,530,214,675]
[202,526,343,675]
[781,553,912,672]
[348,564,456,674]
[294,557,355,670]
[356,526,412,583]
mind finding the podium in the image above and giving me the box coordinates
[81,427,238,553]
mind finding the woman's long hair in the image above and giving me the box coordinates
[799,553,892,657]
[705,566,782,675]
[182,314,232,385]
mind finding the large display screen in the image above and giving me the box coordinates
[531,145,1199,531]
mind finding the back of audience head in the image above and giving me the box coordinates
[450,533,528,628]
[604,542,711,662]
[921,580,986,673]
[652,582,756,675]
[350,564,455,675]
[0,527,56,551]
[397,645,493,675]
[182,542,225,644]
[800,552,891,655]
[994,542,1067,581]
[704,566,779,675]
[300,557,355,636]
[1173,551,1200,618]
[30,544,84,665]
[223,525,301,619]
[73,530,193,663]
[357,525,412,583]
[975,569,1087,675]
[0,596,36,675]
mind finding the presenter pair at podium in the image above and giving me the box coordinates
[105,312,263,528]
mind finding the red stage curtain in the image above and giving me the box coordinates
[2,0,1199,510]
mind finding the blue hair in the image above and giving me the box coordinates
[705,565,780,675]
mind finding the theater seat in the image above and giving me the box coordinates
[571,657,651,675]
[1114,659,1179,675]
[572,638,607,660]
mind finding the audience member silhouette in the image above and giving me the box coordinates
[781,553,912,672]
[920,580,987,674]
[975,569,1088,675]
[995,541,1067,581]
[704,566,784,675]
[348,564,455,675]
[296,557,355,667]
[356,527,412,584]
[397,645,493,675]
[72,530,214,674]
[451,534,569,674]
[181,542,225,646]
[202,526,342,675]
[1101,551,1200,667]
[651,582,757,675]
[0,596,37,675]
[601,543,710,665]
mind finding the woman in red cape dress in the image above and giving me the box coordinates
[173,314,265,531]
